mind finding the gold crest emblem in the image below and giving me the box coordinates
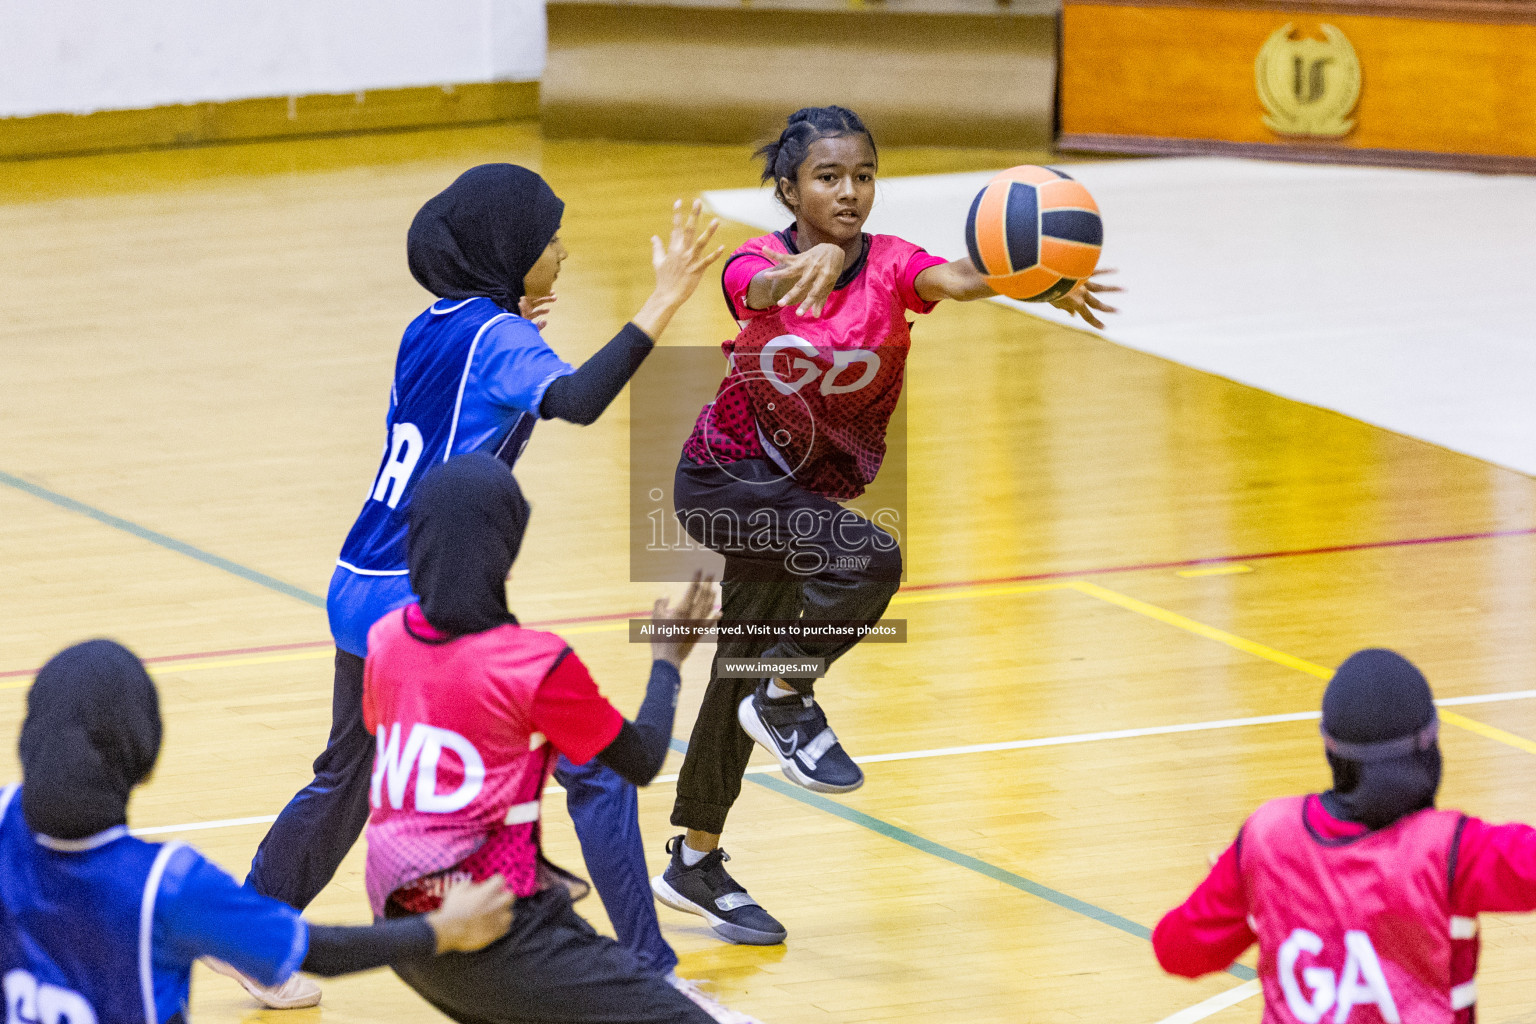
[1255,23,1361,138]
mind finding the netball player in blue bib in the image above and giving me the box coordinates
[0,639,512,1024]
[236,165,727,1010]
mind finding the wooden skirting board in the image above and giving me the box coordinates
[1060,0,1536,171]
[0,81,539,162]
[1059,133,1536,174]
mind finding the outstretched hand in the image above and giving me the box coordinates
[632,200,725,342]
[650,199,724,305]
[761,243,845,317]
[1050,268,1121,330]
[519,293,557,331]
[650,571,718,669]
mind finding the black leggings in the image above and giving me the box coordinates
[670,457,901,834]
[392,887,712,1024]
[246,649,372,908]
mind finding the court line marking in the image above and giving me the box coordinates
[128,686,1536,829]
[7,472,1529,983]
[897,526,1536,594]
[0,469,324,608]
[128,682,1536,986]
[39,574,1530,762]
[1176,565,1253,578]
[1065,579,1536,757]
[1154,980,1261,1024]
[0,616,673,689]
[1,464,1529,661]
[744,767,1262,977]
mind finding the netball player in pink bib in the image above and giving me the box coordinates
[1155,649,1536,1024]
[362,454,755,1024]
[654,105,1119,944]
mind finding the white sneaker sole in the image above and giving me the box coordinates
[651,874,785,945]
[204,957,322,1009]
[736,694,864,794]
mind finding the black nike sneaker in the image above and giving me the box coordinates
[737,682,864,794]
[652,836,787,945]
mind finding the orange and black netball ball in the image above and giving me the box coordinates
[964,166,1103,302]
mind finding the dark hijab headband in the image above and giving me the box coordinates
[20,640,161,840]
[406,453,531,637]
[406,163,565,312]
[1320,648,1442,830]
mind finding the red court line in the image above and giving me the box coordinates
[0,639,331,680]
[898,526,1536,593]
[4,526,1531,681]
[0,609,649,681]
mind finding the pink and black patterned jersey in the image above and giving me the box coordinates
[361,604,622,915]
[681,230,947,500]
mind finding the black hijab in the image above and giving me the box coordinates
[406,453,531,637]
[1319,648,1442,831]
[406,164,565,311]
[20,640,161,840]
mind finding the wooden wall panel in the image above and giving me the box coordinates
[544,3,1057,148]
[1061,2,1536,166]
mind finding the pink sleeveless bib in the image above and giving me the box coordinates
[1243,795,1477,1024]
[362,606,569,914]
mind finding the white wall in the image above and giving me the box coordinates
[0,0,546,119]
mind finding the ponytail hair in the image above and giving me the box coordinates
[755,106,878,208]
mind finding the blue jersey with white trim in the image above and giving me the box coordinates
[0,786,307,1024]
[329,298,572,653]
[338,297,572,575]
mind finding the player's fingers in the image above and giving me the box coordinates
[777,273,814,307]
[800,265,836,316]
[652,235,666,268]
[689,218,720,258]
[689,573,715,615]
[1086,295,1118,313]
[761,259,803,280]
[794,264,829,313]
[681,199,703,242]
[693,244,726,273]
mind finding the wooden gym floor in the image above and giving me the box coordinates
[2,122,1534,1024]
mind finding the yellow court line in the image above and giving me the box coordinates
[1438,709,1536,757]
[1176,564,1254,578]
[890,581,1069,607]
[1065,579,1536,758]
[1064,579,1331,680]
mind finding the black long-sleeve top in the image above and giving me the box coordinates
[539,323,655,425]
